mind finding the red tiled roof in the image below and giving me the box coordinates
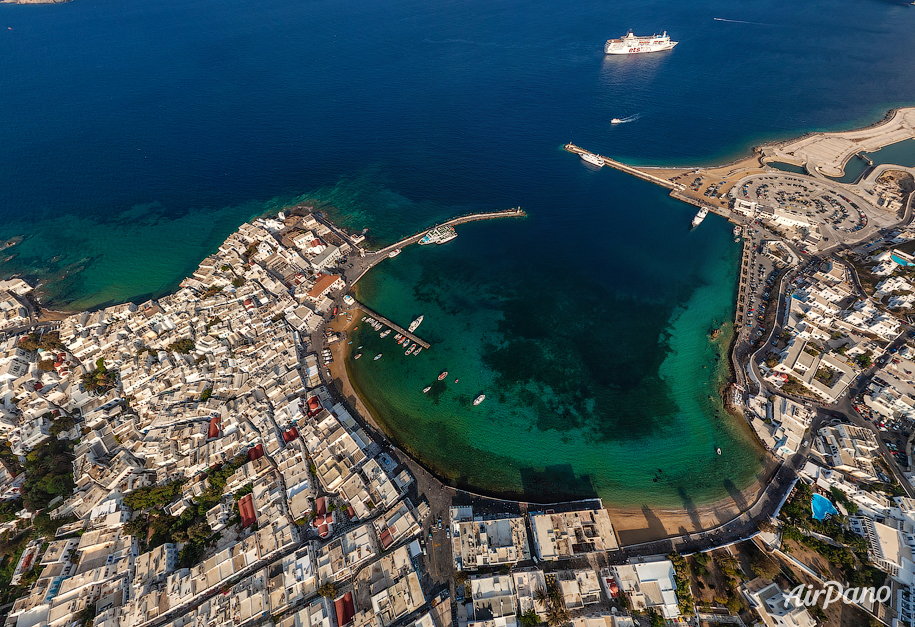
[207,416,221,440]
[335,592,355,627]
[282,427,299,443]
[379,528,393,549]
[238,494,256,528]
[313,496,333,535]
[307,396,321,412]
[247,444,264,461]
[308,274,342,299]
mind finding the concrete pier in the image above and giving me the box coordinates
[374,207,527,257]
[355,301,431,349]
[563,143,682,191]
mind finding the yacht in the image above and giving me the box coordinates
[692,207,709,228]
[473,394,486,406]
[408,315,424,332]
[580,152,605,167]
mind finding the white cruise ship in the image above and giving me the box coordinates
[419,225,457,245]
[605,30,677,55]
[691,207,709,228]
[580,152,605,167]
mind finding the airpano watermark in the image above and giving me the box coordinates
[785,582,892,609]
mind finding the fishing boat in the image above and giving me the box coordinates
[473,394,486,406]
[423,386,431,393]
[380,329,391,338]
[374,354,382,361]
[354,353,362,360]
[437,371,448,381]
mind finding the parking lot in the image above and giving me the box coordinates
[738,174,869,233]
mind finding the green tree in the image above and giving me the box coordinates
[519,609,540,627]
[318,582,338,599]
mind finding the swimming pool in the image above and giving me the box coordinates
[811,493,839,521]
[891,254,914,267]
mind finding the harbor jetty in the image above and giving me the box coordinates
[345,207,527,286]
[355,300,431,349]
[563,143,681,190]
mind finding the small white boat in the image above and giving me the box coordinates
[611,118,622,124]
[413,347,422,356]
[473,394,486,406]
[380,329,391,338]
[388,248,402,258]
[354,353,362,360]
[423,386,431,393]
[716,447,722,455]
[409,315,424,332]
[394,333,402,341]
[374,354,382,361]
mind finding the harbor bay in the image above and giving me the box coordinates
[1,0,914,514]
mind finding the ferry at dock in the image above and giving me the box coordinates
[580,152,604,167]
[605,30,677,55]
[691,207,709,228]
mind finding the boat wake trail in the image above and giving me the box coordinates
[713,17,776,26]
[614,113,641,124]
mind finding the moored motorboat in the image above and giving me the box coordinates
[473,394,485,406]
[388,248,402,258]
[409,315,424,332]
[413,347,422,356]
[374,354,382,361]
[423,386,431,393]
[380,329,391,338]
[437,371,448,381]
[354,353,362,360]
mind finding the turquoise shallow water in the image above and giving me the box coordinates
[336,173,766,507]
[1,0,914,506]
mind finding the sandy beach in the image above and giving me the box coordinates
[322,304,781,547]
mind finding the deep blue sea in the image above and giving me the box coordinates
[1,0,913,505]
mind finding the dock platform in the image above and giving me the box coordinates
[355,301,431,350]
[563,143,682,191]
